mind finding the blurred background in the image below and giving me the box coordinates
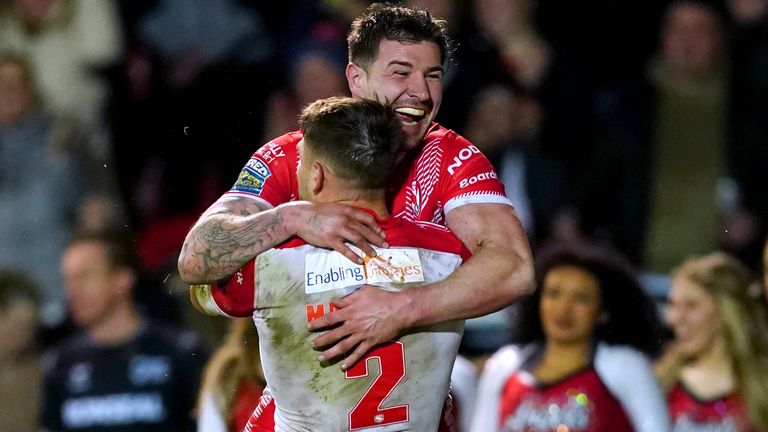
[1,0,767,427]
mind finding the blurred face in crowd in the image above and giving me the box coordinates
[666,274,722,358]
[726,0,768,24]
[61,241,132,330]
[294,54,348,109]
[0,61,34,125]
[347,39,443,151]
[661,2,723,79]
[539,265,602,346]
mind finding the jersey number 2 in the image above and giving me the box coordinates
[346,342,408,430]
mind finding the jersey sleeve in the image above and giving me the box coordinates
[224,133,300,208]
[193,261,257,318]
[469,345,526,432]
[595,344,672,432]
[440,133,513,215]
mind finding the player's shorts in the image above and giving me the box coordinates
[243,390,457,431]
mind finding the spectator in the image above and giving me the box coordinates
[0,0,122,161]
[0,269,43,431]
[656,252,768,431]
[471,242,669,432]
[584,0,730,271]
[196,318,265,432]
[725,0,768,269]
[0,53,95,326]
[41,230,209,431]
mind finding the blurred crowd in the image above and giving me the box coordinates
[1,0,768,431]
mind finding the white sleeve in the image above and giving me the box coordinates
[451,355,479,432]
[197,388,227,432]
[594,344,671,432]
[469,345,526,432]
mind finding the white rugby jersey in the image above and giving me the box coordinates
[197,213,470,431]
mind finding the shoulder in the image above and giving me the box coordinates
[41,333,92,375]
[386,219,470,259]
[594,343,655,391]
[483,344,532,377]
[422,124,474,154]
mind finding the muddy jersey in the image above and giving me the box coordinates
[225,124,511,225]
[668,383,756,432]
[196,214,470,431]
[471,344,670,432]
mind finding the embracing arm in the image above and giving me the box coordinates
[178,196,387,284]
[406,202,535,325]
[309,203,534,368]
[177,196,291,284]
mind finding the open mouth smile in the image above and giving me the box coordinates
[394,107,426,126]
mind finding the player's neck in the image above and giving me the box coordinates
[88,302,143,346]
[332,189,389,219]
[535,339,592,381]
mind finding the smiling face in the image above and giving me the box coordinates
[347,39,444,151]
[539,265,602,346]
[666,274,722,358]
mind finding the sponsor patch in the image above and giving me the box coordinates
[304,247,424,294]
[232,157,272,195]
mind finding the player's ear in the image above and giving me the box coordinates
[312,161,325,195]
[346,62,365,98]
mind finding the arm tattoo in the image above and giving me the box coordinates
[188,199,288,281]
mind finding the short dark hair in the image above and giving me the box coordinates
[299,96,403,190]
[514,242,666,358]
[348,3,455,70]
[67,230,139,273]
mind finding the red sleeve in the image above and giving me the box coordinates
[224,132,301,207]
[209,260,256,317]
[438,131,512,214]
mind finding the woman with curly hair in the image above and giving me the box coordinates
[471,242,670,431]
[656,252,768,431]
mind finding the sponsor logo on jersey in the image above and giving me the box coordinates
[459,170,498,188]
[62,392,165,428]
[67,363,93,393]
[259,141,286,163]
[446,145,480,175]
[129,356,171,386]
[232,157,272,195]
[503,398,590,431]
[304,248,424,294]
[673,416,737,432]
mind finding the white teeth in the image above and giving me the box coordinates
[395,107,425,117]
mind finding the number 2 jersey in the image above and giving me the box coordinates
[225,123,511,224]
[195,212,471,431]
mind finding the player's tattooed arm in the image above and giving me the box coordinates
[178,197,388,284]
[178,196,290,284]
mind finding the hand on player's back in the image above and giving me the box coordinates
[289,202,388,263]
[308,284,411,370]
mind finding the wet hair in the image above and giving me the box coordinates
[669,253,768,429]
[299,96,403,189]
[347,3,455,70]
[514,242,666,358]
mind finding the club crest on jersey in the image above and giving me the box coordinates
[232,157,271,195]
